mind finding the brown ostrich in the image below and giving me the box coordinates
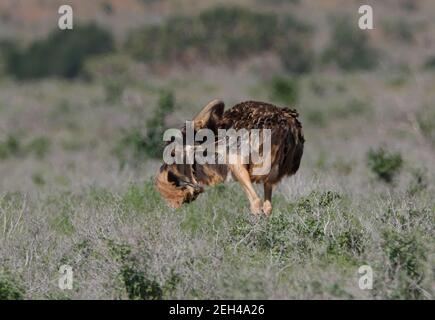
[155,99,304,215]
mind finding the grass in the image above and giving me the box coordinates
[0,0,434,301]
[0,69,433,299]
[0,174,433,299]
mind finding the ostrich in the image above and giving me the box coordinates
[155,99,304,215]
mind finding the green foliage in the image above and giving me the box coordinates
[107,240,133,263]
[118,182,163,215]
[323,16,378,71]
[113,128,148,168]
[230,190,366,261]
[107,240,162,299]
[125,6,312,73]
[278,40,314,74]
[269,76,299,105]
[31,172,46,186]
[291,191,340,241]
[120,265,163,300]
[367,148,403,183]
[51,211,75,236]
[26,136,51,159]
[424,55,435,69]
[0,135,21,159]
[0,135,51,160]
[382,230,427,299]
[0,272,24,300]
[121,184,147,213]
[144,91,175,158]
[114,91,174,167]
[0,40,16,76]
[327,228,365,257]
[108,240,180,300]
[6,24,114,79]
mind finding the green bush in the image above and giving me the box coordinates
[269,76,299,105]
[108,240,180,300]
[121,184,147,213]
[26,136,51,159]
[327,228,365,257]
[120,265,163,300]
[114,90,175,167]
[6,24,114,79]
[0,135,51,160]
[382,230,427,299]
[0,135,22,159]
[144,91,175,158]
[424,55,435,69]
[278,40,314,74]
[239,191,349,257]
[0,274,24,300]
[367,148,403,183]
[323,16,378,71]
[0,40,16,76]
[31,172,46,186]
[125,6,312,73]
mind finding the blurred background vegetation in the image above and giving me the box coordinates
[0,0,433,300]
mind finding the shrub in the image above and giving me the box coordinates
[0,40,16,76]
[269,76,299,105]
[250,191,347,256]
[120,265,163,300]
[121,184,147,213]
[0,135,22,159]
[125,6,312,73]
[323,16,378,71]
[278,40,313,74]
[382,230,427,299]
[0,274,24,300]
[367,148,403,183]
[114,90,175,167]
[31,173,46,186]
[0,135,51,160]
[6,24,114,79]
[144,91,175,158]
[424,55,435,69]
[113,128,148,168]
[26,136,51,159]
[108,240,180,300]
[327,228,365,257]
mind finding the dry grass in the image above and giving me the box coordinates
[0,0,434,300]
